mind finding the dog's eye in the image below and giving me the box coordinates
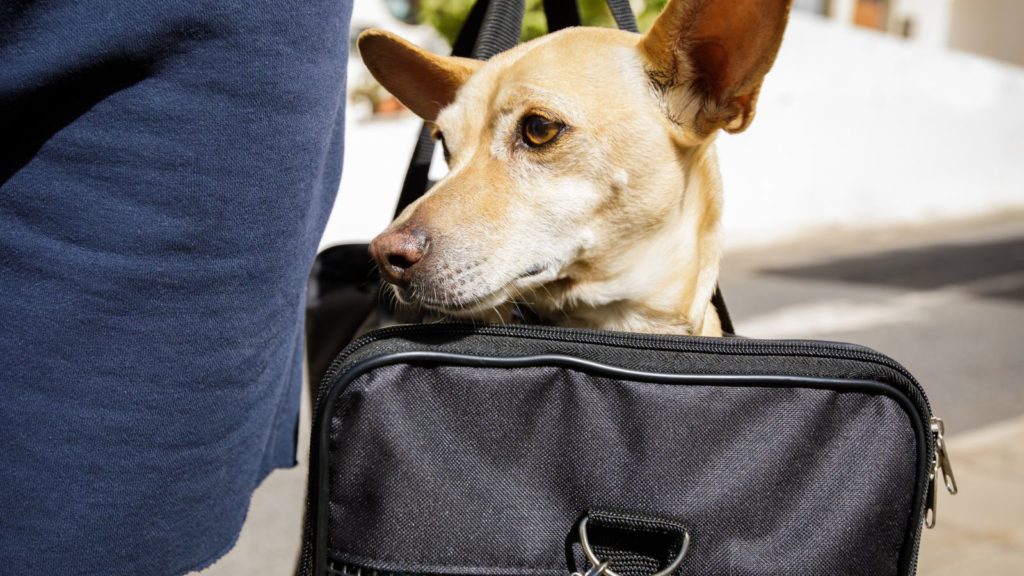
[521,115,563,148]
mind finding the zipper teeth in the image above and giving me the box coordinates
[327,560,416,576]
[315,323,930,414]
[302,322,934,576]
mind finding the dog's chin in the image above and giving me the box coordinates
[388,283,509,318]
[425,290,511,317]
[389,265,560,318]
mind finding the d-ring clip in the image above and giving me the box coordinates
[570,560,610,576]
[577,516,691,576]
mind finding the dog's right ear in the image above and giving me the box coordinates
[358,29,482,121]
[640,0,792,137]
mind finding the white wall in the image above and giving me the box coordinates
[889,0,953,47]
[828,0,857,23]
[793,0,830,15]
[715,13,1024,249]
[949,0,1024,67]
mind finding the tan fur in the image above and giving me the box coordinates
[360,0,791,336]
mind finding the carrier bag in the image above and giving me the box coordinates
[300,2,956,575]
[297,323,956,576]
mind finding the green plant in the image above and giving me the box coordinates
[636,0,668,31]
[417,0,670,46]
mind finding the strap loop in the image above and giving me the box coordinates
[577,512,691,576]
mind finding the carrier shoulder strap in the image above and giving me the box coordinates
[712,285,734,336]
[544,0,637,32]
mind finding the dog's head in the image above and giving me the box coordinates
[361,0,790,326]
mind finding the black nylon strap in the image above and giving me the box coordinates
[543,0,636,33]
[543,0,581,31]
[712,285,735,335]
[473,0,527,60]
[394,126,435,218]
[451,0,491,56]
[605,0,638,32]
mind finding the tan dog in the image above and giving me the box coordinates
[361,0,791,336]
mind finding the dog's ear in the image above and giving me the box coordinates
[640,0,791,136]
[358,29,482,121]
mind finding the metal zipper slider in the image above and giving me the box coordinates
[926,416,958,528]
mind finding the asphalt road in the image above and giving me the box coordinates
[720,211,1024,434]
[197,211,1024,575]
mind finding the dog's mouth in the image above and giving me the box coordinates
[392,284,509,316]
[518,264,547,279]
[390,263,558,316]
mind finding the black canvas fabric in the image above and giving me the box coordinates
[300,324,935,576]
[327,363,915,575]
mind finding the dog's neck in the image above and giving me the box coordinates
[525,140,724,336]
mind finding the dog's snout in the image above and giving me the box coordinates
[370,227,429,287]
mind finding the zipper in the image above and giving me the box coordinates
[314,323,934,416]
[300,322,945,576]
[925,416,959,529]
[326,560,414,576]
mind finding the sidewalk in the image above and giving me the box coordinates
[918,416,1024,574]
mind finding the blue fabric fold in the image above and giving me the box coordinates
[0,1,353,573]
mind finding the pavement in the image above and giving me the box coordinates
[196,211,1024,575]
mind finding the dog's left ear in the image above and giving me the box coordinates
[358,29,483,121]
[640,0,792,136]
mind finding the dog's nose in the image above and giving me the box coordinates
[369,227,429,287]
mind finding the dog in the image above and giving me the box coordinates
[360,0,791,336]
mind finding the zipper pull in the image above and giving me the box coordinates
[925,416,958,528]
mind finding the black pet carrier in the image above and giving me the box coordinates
[300,2,956,575]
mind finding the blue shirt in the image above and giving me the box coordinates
[0,1,353,573]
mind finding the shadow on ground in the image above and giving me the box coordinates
[760,235,1024,301]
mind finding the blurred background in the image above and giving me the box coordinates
[199,1,1024,574]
